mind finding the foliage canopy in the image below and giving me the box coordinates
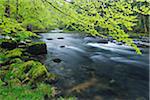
[0,0,149,54]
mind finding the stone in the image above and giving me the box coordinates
[116,42,123,45]
[52,58,62,63]
[60,45,65,48]
[97,38,108,44]
[57,37,64,39]
[84,36,108,43]
[46,38,53,40]
[27,42,47,55]
[1,40,17,50]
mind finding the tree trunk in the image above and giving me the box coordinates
[27,24,32,31]
[16,0,19,21]
[143,15,148,33]
[5,0,10,17]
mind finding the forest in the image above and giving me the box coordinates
[0,0,149,100]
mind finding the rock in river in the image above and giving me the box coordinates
[84,36,108,43]
[46,38,53,40]
[60,45,65,48]
[26,42,47,55]
[52,58,62,63]
[57,37,64,39]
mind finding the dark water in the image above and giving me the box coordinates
[39,32,149,100]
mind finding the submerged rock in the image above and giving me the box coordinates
[52,58,62,63]
[27,42,47,55]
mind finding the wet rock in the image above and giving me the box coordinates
[97,38,108,44]
[60,45,65,48]
[57,37,64,39]
[134,41,150,48]
[1,40,17,50]
[27,42,47,55]
[52,58,62,63]
[84,37,99,43]
[141,37,149,43]
[108,37,113,42]
[46,38,53,40]
[112,40,117,43]
[116,42,123,45]
[84,37,108,43]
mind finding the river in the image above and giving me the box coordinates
[38,32,149,100]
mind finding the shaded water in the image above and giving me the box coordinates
[39,32,149,100]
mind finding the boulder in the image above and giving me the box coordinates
[27,42,47,55]
[1,40,17,50]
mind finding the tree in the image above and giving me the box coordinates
[0,0,149,54]
[45,0,149,54]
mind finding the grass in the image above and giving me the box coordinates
[0,79,53,100]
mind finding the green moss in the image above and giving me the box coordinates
[5,49,23,58]
[0,83,53,100]
[28,42,46,46]
[58,97,77,100]
[0,39,13,43]
[0,54,7,64]
[0,48,22,65]
[9,58,22,64]
[0,40,59,99]
[28,61,48,80]
[36,83,53,97]
[9,60,48,83]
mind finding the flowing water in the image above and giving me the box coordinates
[39,32,149,100]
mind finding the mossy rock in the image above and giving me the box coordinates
[10,60,48,84]
[26,42,47,55]
[9,58,22,64]
[0,39,18,50]
[0,49,23,66]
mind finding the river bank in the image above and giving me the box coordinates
[0,31,149,100]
